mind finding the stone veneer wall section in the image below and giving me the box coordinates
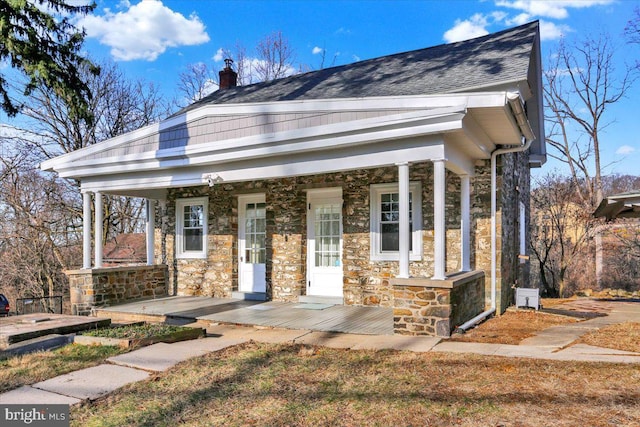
[160,155,531,313]
[391,270,485,337]
[163,162,468,306]
[66,265,168,316]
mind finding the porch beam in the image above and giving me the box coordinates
[460,175,471,272]
[94,192,103,268]
[432,159,446,280]
[82,192,92,269]
[146,199,156,266]
[397,162,410,278]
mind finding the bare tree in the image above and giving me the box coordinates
[254,31,296,82]
[543,35,634,208]
[530,174,594,297]
[1,60,170,308]
[177,62,217,105]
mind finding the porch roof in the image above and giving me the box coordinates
[41,21,544,198]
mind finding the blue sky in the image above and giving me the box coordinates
[3,0,639,178]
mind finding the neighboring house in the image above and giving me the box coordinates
[41,22,546,336]
[593,191,640,289]
[102,233,147,266]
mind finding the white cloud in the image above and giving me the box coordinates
[312,46,324,55]
[616,145,636,155]
[212,48,225,62]
[495,0,614,20]
[78,0,210,61]
[539,20,572,40]
[443,14,490,43]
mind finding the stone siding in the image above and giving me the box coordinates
[161,157,529,322]
[391,271,485,337]
[66,265,168,316]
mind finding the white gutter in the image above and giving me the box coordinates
[456,92,534,333]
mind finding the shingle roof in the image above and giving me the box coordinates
[179,21,539,114]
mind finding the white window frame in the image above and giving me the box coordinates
[176,197,208,259]
[370,182,422,261]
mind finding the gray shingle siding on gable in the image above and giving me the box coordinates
[179,21,538,114]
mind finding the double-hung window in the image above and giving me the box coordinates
[370,182,422,261]
[176,197,208,259]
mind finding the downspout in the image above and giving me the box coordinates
[456,92,535,333]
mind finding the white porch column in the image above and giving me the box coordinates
[94,192,103,268]
[432,159,446,280]
[82,192,92,269]
[460,175,471,272]
[146,199,156,266]
[397,162,410,278]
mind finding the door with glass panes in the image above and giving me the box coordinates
[307,189,343,297]
[238,195,266,293]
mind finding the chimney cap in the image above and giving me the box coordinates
[224,58,234,69]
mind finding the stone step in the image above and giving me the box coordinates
[231,292,267,301]
[298,295,344,305]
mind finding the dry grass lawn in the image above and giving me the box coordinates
[71,342,640,427]
[579,322,640,353]
[448,310,579,345]
[0,344,127,393]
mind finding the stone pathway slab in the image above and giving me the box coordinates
[33,364,149,401]
[351,334,441,352]
[294,331,371,349]
[0,385,81,405]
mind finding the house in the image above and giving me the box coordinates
[41,21,545,337]
[593,191,640,290]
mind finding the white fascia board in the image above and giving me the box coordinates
[173,92,508,125]
[79,138,446,193]
[55,108,466,178]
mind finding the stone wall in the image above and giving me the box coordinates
[66,265,168,316]
[163,162,468,305]
[161,158,529,315]
[391,270,485,337]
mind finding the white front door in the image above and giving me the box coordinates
[307,189,343,297]
[238,194,266,293]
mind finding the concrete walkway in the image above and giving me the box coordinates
[1,300,638,406]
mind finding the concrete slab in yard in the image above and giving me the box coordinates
[108,342,196,372]
[108,337,243,372]
[166,336,247,353]
[206,324,310,344]
[293,331,372,349]
[519,325,594,348]
[0,385,81,405]
[33,364,149,401]
[351,334,441,352]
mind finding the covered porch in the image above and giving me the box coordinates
[43,94,534,337]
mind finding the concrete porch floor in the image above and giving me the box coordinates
[94,296,394,335]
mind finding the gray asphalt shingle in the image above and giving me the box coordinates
[179,21,538,114]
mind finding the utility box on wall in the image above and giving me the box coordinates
[515,287,540,310]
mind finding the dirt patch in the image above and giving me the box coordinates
[449,310,580,345]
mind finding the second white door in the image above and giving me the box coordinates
[307,189,343,298]
[238,194,266,293]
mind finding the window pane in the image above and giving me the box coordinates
[381,223,399,251]
[184,229,203,251]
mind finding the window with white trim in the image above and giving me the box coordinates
[176,197,208,259]
[370,182,422,261]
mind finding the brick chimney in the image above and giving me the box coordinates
[219,58,237,90]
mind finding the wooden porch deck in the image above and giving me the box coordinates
[95,296,394,335]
